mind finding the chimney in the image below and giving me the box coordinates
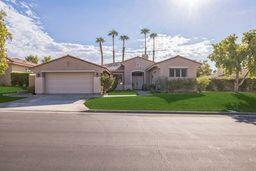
[142,54,149,59]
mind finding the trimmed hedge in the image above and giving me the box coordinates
[155,78,197,92]
[207,78,256,92]
[11,73,29,87]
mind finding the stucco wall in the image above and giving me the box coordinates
[156,57,201,79]
[0,64,30,86]
[123,57,154,89]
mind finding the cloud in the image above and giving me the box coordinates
[0,0,213,65]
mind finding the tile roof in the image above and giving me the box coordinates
[7,57,37,67]
[104,62,124,72]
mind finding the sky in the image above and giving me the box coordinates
[1,0,255,65]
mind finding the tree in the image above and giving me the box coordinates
[197,61,212,77]
[0,10,12,76]
[108,30,118,63]
[141,28,150,56]
[96,37,105,66]
[209,31,256,92]
[41,56,52,63]
[120,35,129,62]
[25,55,39,64]
[100,73,114,94]
[150,33,158,62]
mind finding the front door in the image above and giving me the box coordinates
[132,72,144,90]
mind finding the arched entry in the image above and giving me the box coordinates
[132,71,144,90]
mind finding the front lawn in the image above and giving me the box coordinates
[0,86,25,103]
[108,90,137,95]
[0,86,25,94]
[85,92,256,112]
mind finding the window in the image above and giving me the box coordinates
[169,68,187,78]
[169,69,175,77]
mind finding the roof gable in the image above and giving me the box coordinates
[156,55,202,65]
[123,56,154,64]
[31,55,108,70]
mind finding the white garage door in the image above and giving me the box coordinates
[45,72,94,94]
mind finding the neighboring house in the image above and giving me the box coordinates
[30,55,110,94]
[0,58,36,86]
[105,55,202,90]
[30,55,201,94]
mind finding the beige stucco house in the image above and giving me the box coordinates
[105,55,202,90]
[0,58,36,86]
[30,54,201,94]
[30,55,110,94]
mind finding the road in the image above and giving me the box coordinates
[0,111,256,171]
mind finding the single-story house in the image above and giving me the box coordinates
[105,55,202,90]
[30,55,110,94]
[0,58,36,86]
[30,54,201,94]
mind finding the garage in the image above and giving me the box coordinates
[45,72,94,94]
[31,55,109,95]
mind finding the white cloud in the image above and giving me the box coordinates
[0,0,213,65]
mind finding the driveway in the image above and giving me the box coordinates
[0,112,255,171]
[0,95,95,112]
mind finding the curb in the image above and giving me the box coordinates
[85,110,256,115]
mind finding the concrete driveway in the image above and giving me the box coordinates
[0,95,94,112]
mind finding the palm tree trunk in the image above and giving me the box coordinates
[100,43,104,66]
[153,38,155,62]
[144,34,147,55]
[112,36,115,63]
[122,40,125,62]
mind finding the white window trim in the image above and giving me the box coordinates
[169,67,188,78]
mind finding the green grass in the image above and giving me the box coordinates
[85,92,256,112]
[0,86,25,103]
[0,86,25,94]
[108,90,137,95]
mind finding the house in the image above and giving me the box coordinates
[30,54,201,94]
[30,55,110,94]
[105,55,202,90]
[0,58,36,86]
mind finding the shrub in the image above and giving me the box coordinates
[197,76,211,92]
[155,77,197,92]
[11,73,29,87]
[100,73,114,94]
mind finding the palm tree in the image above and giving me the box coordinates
[120,35,129,62]
[140,28,150,56]
[96,37,105,66]
[150,33,158,62]
[108,30,118,63]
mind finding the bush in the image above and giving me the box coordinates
[142,84,156,91]
[100,73,114,94]
[206,78,256,92]
[155,77,197,92]
[11,73,29,87]
[197,76,211,92]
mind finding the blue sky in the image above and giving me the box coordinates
[1,0,256,64]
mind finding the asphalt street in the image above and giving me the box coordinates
[0,111,256,171]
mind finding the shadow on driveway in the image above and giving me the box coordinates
[231,115,256,125]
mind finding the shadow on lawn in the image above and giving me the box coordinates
[226,93,256,112]
[153,92,205,103]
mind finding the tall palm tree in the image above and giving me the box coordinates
[140,28,150,56]
[108,30,118,63]
[150,33,158,62]
[120,35,129,62]
[96,37,105,66]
